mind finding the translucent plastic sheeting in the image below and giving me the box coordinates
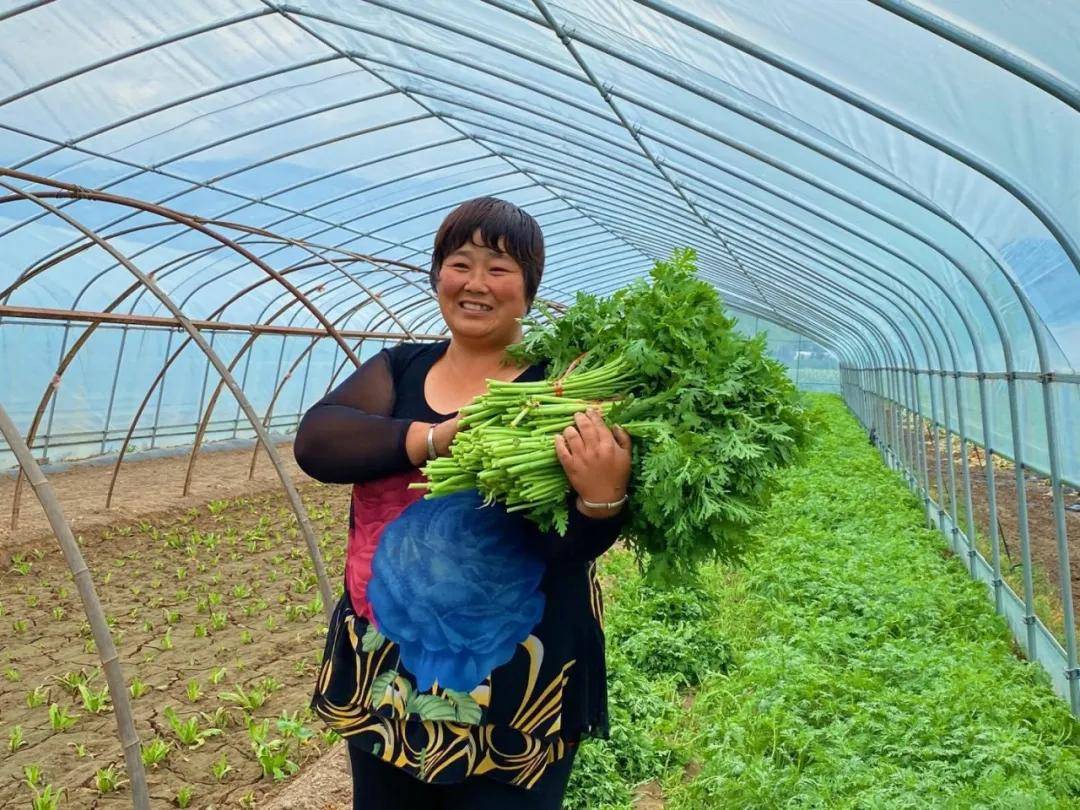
[0,0,1077,483]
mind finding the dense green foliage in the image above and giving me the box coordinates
[566,395,1080,808]
[422,249,811,578]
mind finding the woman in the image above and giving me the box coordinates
[294,197,631,809]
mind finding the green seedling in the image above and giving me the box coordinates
[233,583,252,599]
[164,706,220,748]
[94,765,123,793]
[175,567,187,581]
[69,742,89,758]
[161,627,174,651]
[26,685,49,708]
[240,629,253,645]
[259,676,282,695]
[211,751,233,781]
[221,684,267,712]
[9,725,27,752]
[141,737,170,767]
[142,619,154,633]
[13,618,28,634]
[23,764,42,787]
[10,555,31,575]
[264,616,277,631]
[30,783,64,810]
[176,785,194,808]
[51,606,64,621]
[238,790,256,808]
[163,608,180,625]
[186,680,202,702]
[27,594,39,608]
[48,703,78,731]
[208,666,227,685]
[201,706,232,731]
[78,683,110,714]
[129,678,150,699]
[193,623,208,638]
[55,669,92,695]
[253,737,300,782]
[210,611,227,631]
[4,666,21,682]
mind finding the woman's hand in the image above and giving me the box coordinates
[555,408,632,517]
[406,415,461,467]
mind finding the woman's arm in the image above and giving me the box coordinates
[293,349,455,484]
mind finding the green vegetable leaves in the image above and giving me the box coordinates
[423,248,812,580]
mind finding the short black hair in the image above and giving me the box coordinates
[430,197,544,307]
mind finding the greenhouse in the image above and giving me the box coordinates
[0,1,1078,807]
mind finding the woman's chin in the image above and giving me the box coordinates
[449,316,509,341]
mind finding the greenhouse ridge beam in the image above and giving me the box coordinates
[633,0,1080,279]
[868,0,1080,113]
[0,306,444,341]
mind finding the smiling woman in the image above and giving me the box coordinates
[293,197,632,810]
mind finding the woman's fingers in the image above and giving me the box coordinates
[561,423,585,456]
[612,424,632,452]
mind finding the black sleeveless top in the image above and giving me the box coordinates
[295,340,626,788]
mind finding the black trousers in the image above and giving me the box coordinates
[348,741,577,810]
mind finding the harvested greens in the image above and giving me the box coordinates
[416,249,812,577]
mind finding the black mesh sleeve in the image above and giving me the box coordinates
[292,349,416,484]
[524,493,627,564]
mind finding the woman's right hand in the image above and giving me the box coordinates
[406,416,461,466]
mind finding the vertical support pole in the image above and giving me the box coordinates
[0,405,151,810]
[1040,376,1080,713]
[100,323,129,455]
[927,371,947,533]
[953,373,978,576]
[1006,374,1038,658]
[978,375,1005,616]
[149,330,176,450]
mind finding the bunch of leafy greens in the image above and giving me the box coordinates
[507,248,811,577]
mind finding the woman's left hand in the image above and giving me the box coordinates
[555,408,632,516]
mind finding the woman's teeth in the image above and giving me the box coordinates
[460,301,492,311]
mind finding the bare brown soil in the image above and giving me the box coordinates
[913,427,1080,644]
[0,441,352,808]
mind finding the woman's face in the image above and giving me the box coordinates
[436,229,529,345]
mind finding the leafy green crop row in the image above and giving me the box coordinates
[568,394,1080,809]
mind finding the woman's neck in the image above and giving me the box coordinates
[444,328,526,377]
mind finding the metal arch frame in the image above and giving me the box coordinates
[628,0,1080,279]
[184,274,390,495]
[345,43,1011,367]
[508,2,1073,689]
[0,174,363,365]
[262,0,656,298]
[2,1,1071,708]
[108,250,435,507]
[0,7,275,109]
[0,135,477,304]
[867,0,1080,114]
[0,179,337,625]
[373,14,1073,692]
[9,53,352,176]
[326,0,1053,364]
[0,403,151,810]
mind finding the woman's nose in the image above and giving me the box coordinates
[463,269,490,291]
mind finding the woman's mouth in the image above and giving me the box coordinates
[459,300,493,312]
